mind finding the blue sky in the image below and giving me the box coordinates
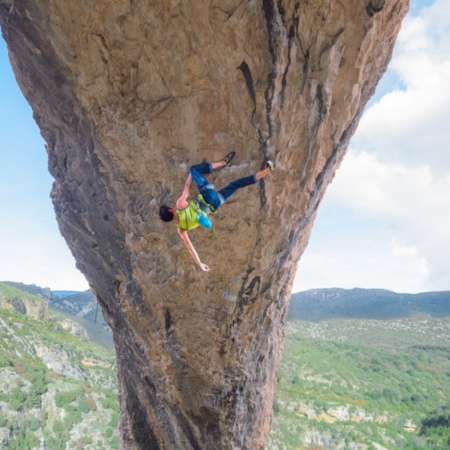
[0,38,89,290]
[1,0,449,293]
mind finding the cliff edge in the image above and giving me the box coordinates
[0,1,408,448]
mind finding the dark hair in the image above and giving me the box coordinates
[159,205,174,222]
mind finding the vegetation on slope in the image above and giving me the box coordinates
[0,283,119,449]
[2,283,450,449]
[269,316,450,449]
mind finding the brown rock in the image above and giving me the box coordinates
[0,0,408,448]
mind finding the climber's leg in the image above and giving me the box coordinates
[217,174,258,204]
[189,163,214,193]
[189,162,222,211]
[189,152,235,191]
[217,160,276,204]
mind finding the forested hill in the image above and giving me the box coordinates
[289,288,450,322]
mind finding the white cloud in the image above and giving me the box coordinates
[390,241,418,258]
[328,151,450,234]
[356,0,450,172]
[294,226,431,293]
[311,149,450,292]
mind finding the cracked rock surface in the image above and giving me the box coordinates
[0,0,408,448]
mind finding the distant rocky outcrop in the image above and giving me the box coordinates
[0,282,49,322]
[4,282,110,330]
[51,290,108,327]
[0,1,409,448]
[3,282,113,347]
[3,281,59,303]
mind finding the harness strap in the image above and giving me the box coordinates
[196,194,216,215]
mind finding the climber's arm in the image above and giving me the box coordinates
[178,228,210,272]
[176,173,193,210]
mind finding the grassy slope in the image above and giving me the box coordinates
[269,316,450,450]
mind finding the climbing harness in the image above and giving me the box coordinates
[196,193,217,215]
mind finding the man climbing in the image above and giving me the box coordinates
[159,152,277,271]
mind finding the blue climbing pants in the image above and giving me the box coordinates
[190,162,258,211]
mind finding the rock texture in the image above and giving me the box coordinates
[0,1,408,448]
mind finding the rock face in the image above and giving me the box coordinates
[0,1,408,448]
[0,285,49,321]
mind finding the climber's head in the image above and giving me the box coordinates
[159,205,174,222]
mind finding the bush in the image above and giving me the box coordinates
[55,388,83,408]
[78,396,89,414]
[52,419,70,442]
[64,409,82,429]
[10,386,27,411]
[419,405,450,447]
[27,417,40,432]
[109,412,120,428]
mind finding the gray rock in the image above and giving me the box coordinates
[34,344,84,380]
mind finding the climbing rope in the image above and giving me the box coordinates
[94,300,99,324]
[212,226,240,450]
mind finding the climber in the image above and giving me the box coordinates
[159,152,277,271]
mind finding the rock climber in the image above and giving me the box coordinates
[159,152,277,271]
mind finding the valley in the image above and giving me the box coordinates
[268,310,450,449]
[1,283,449,449]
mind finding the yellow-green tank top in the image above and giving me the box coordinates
[176,200,200,230]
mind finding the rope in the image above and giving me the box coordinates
[212,226,240,450]
[94,300,99,324]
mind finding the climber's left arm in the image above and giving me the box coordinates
[178,228,210,272]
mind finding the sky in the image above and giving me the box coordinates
[293,0,450,293]
[0,39,89,291]
[0,0,448,293]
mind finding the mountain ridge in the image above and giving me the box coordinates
[7,281,450,324]
[290,287,450,322]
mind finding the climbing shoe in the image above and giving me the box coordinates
[266,160,277,171]
[223,151,236,166]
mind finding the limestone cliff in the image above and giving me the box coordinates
[0,282,49,322]
[0,1,408,448]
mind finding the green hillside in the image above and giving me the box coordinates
[269,316,450,449]
[2,281,113,346]
[0,283,119,449]
[2,282,450,449]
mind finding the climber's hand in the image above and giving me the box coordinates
[199,262,210,272]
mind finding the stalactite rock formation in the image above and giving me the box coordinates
[0,0,409,448]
